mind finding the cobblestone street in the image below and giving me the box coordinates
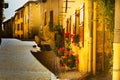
[0,38,56,80]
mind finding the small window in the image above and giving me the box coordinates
[21,10,23,18]
[21,35,23,38]
[18,13,20,19]
[49,10,53,30]
[17,24,20,31]
[79,4,84,47]
[18,35,20,38]
[21,23,23,30]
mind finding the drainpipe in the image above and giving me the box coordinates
[112,0,120,80]
[102,16,105,72]
[92,1,97,75]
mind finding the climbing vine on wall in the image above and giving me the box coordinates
[94,0,115,73]
[95,0,115,33]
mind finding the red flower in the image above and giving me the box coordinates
[64,64,67,67]
[73,31,76,34]
[65,37,69,41]
[76,58,79,63]
[60,64,63,67]
[69,51,74,55]
[69,34,73,38]
[59,47,64,51]
[68,59,72,62]
[58,48,61,52]
[61,47,64,51]
[64,50,69,54]
[64,32,69,37]
[72,39,75,43]
[63,55,67,58]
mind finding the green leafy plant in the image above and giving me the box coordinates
[95,0,115,33]
[57,32,79,69]
[73,34,80,45]
[58,47,79,69]
[95,0,114,74]
[54,24,64,48]
[54,24,63,34]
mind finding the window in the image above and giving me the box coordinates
[18,35,20,38]
[18,13,20,19]
[21,10,23,18]
[49,10,53,30]
[79,4,84,26]
[66,18,69,33]
[21,35,23,38]
[66,17,71,33]
[21,23,23,30]
[72,3,84,47]
[17,24,19,31]
[79,4,84,47]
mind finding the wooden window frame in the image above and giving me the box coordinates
[79,3,84,47]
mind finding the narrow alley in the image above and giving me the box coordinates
[0,38,56,80]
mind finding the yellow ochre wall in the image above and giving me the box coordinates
[14,1,41,39]
[37,0,63,49]
[14,9,24,38]
[23,4,29,39]
[23,1,41,38]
